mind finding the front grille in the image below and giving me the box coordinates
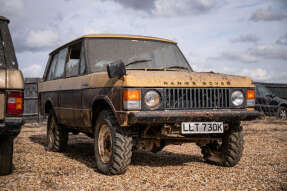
[165,88,230,109]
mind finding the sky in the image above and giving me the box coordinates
[0,0,286,83]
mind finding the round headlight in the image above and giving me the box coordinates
[231,91,244,106]
[144,90,160,108]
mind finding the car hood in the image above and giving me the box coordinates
[274,96,287,104]
[120,70,254,88]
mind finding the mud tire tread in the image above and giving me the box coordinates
[46,110,68,152]
[201,122,244,167]
[94,110,132,175]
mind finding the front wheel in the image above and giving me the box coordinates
[278,106,287,120]
[0,136,14,176]
[200,121,244,167]
[94,110,132,175]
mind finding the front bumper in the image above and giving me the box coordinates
[0,117,23,137]
[127,109,262,125]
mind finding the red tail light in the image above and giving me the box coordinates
[7,92,23,115]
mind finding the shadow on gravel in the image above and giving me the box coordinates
[29,134,205,170]
[244,127,287,136]
[131,151,204,167]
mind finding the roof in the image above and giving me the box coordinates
[50,34,177,54]
[0,16,9,23]
[83,34,177,44]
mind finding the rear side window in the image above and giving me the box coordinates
[47,53,58,80]
[66,42,81,77]
[54,48,68,79]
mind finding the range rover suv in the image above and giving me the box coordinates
[0,16,24,175]
[39,34,261,175]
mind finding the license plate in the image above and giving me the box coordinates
[181,122,224,134]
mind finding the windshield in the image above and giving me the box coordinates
[256,85,272,96]
[86,38,192,73]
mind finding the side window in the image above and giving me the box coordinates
[66,42,81,77]
[47,53,58,80]
[80,43,86,75]
[54,48,68,79]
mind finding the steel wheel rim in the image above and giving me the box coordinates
[98,124,112,163]
[280,109,287,120]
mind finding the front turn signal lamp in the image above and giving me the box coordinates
[123,89,141,110]
[246,89,255,107]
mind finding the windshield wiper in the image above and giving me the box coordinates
[125,58,152,67]
[162,66,189,71]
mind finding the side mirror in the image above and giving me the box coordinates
[107,60,126,79]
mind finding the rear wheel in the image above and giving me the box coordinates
[46,110,68,151]
[278,106,287,120]
[0,136,14,176]
[200,121,244,167]
[94,110,132,175]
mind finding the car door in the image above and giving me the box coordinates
[59,41,86,128]
[51,48,68,123]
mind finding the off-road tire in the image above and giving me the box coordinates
[0,136,14,176]
[94,110,132,175]
[200,121,244,167]
[278,106,287,120]
[46,110,68,152]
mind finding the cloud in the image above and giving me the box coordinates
[276,33,287,46]
[249,7,287,22]
[250,44,287,60]
[21,64,43,77]
[209,51,258,63]
[230,34,259,43]
[25,30,59,49]
[112,0,155,11]
[15,30,59,53]
[0,0,23,18]
[104,0,220,16]
[241,68,270,81]
[153,0,218,16]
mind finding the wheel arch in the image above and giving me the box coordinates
[279,103,287,108]
[44,99,54,114]
[91,96,117,129]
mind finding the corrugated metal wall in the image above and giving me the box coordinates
[23,78,41,122]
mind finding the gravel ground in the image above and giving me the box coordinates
[0,118,286,191]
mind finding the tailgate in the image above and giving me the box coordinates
[0,92,4,120]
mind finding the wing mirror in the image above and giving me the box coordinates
[107,60,126,79]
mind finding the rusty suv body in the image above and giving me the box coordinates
[39,34,261,175]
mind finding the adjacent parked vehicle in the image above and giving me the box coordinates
[39,34,261,175]
[255,84,287,120]
[0,16,24,175]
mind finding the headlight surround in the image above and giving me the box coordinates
[231,90,244,106]
[144,90,161,109]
